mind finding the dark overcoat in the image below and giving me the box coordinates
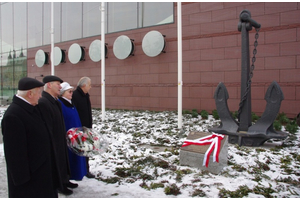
[72,86,92,128]
[1,95,58,197]
[58,97,87,180]
[38,91,71,185]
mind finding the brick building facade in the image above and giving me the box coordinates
[27,2,300,118]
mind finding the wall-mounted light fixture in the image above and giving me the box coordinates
[35,49,49,67]
[53,46,66,66]
[142,30,166,57]
[68,43,85,64]
[89,39,108,62]
[113,35,135,60]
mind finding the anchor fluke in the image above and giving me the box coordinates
[248,81,288,139]
[209,82,239,134]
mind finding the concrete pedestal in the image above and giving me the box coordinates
[180,132,228,174]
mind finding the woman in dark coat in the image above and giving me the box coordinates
[1,77,59,197]
[58,82,87,180]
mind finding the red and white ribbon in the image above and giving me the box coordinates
[182,133,224,167]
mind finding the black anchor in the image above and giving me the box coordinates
[209,10,288,146]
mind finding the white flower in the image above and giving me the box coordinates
[66,127,109,157]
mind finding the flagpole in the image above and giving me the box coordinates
[177,2,182,129]
[51,2,54,75]
[101,2,106,121]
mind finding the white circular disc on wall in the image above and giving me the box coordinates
[35,49,48,68]
[89,39,108,62]
[68,43,85,64]
[142,30,165,57]
[113,35,134,60]
[53,46,65,66]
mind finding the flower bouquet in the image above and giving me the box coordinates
[66,126,109,157]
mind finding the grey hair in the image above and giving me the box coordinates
[43,83,48,91]
[17,90,28,97]
[17,88,38,97]
[77,77,91,87]
[43,82,53,91]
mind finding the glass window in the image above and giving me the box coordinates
[0,52,11,96]
[1,3,13,55]
[2,61,15,97]
[107,2,138,33]
[43,2,51,45]
[141,2,174,27]
[3,2,174,50]
[13,53,27,89]
[62,2,82,41]
[28,2,43,48]
[14,2,27,52]
[83,2,102,37]
[13,3,27,94]
[54,3,62,43]
[1,3,14,97]
[43,2,62,45]
[1,3,27,97]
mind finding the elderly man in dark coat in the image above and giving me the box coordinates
[72,76,95,178]
[1,77,59,198]
[38,75,78,195]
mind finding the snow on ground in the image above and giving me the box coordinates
[0,107,300,198]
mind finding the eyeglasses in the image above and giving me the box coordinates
[68,90,73,94]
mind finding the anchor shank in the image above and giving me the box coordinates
[239,22,252,131]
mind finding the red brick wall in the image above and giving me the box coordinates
[27,2,300,118]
